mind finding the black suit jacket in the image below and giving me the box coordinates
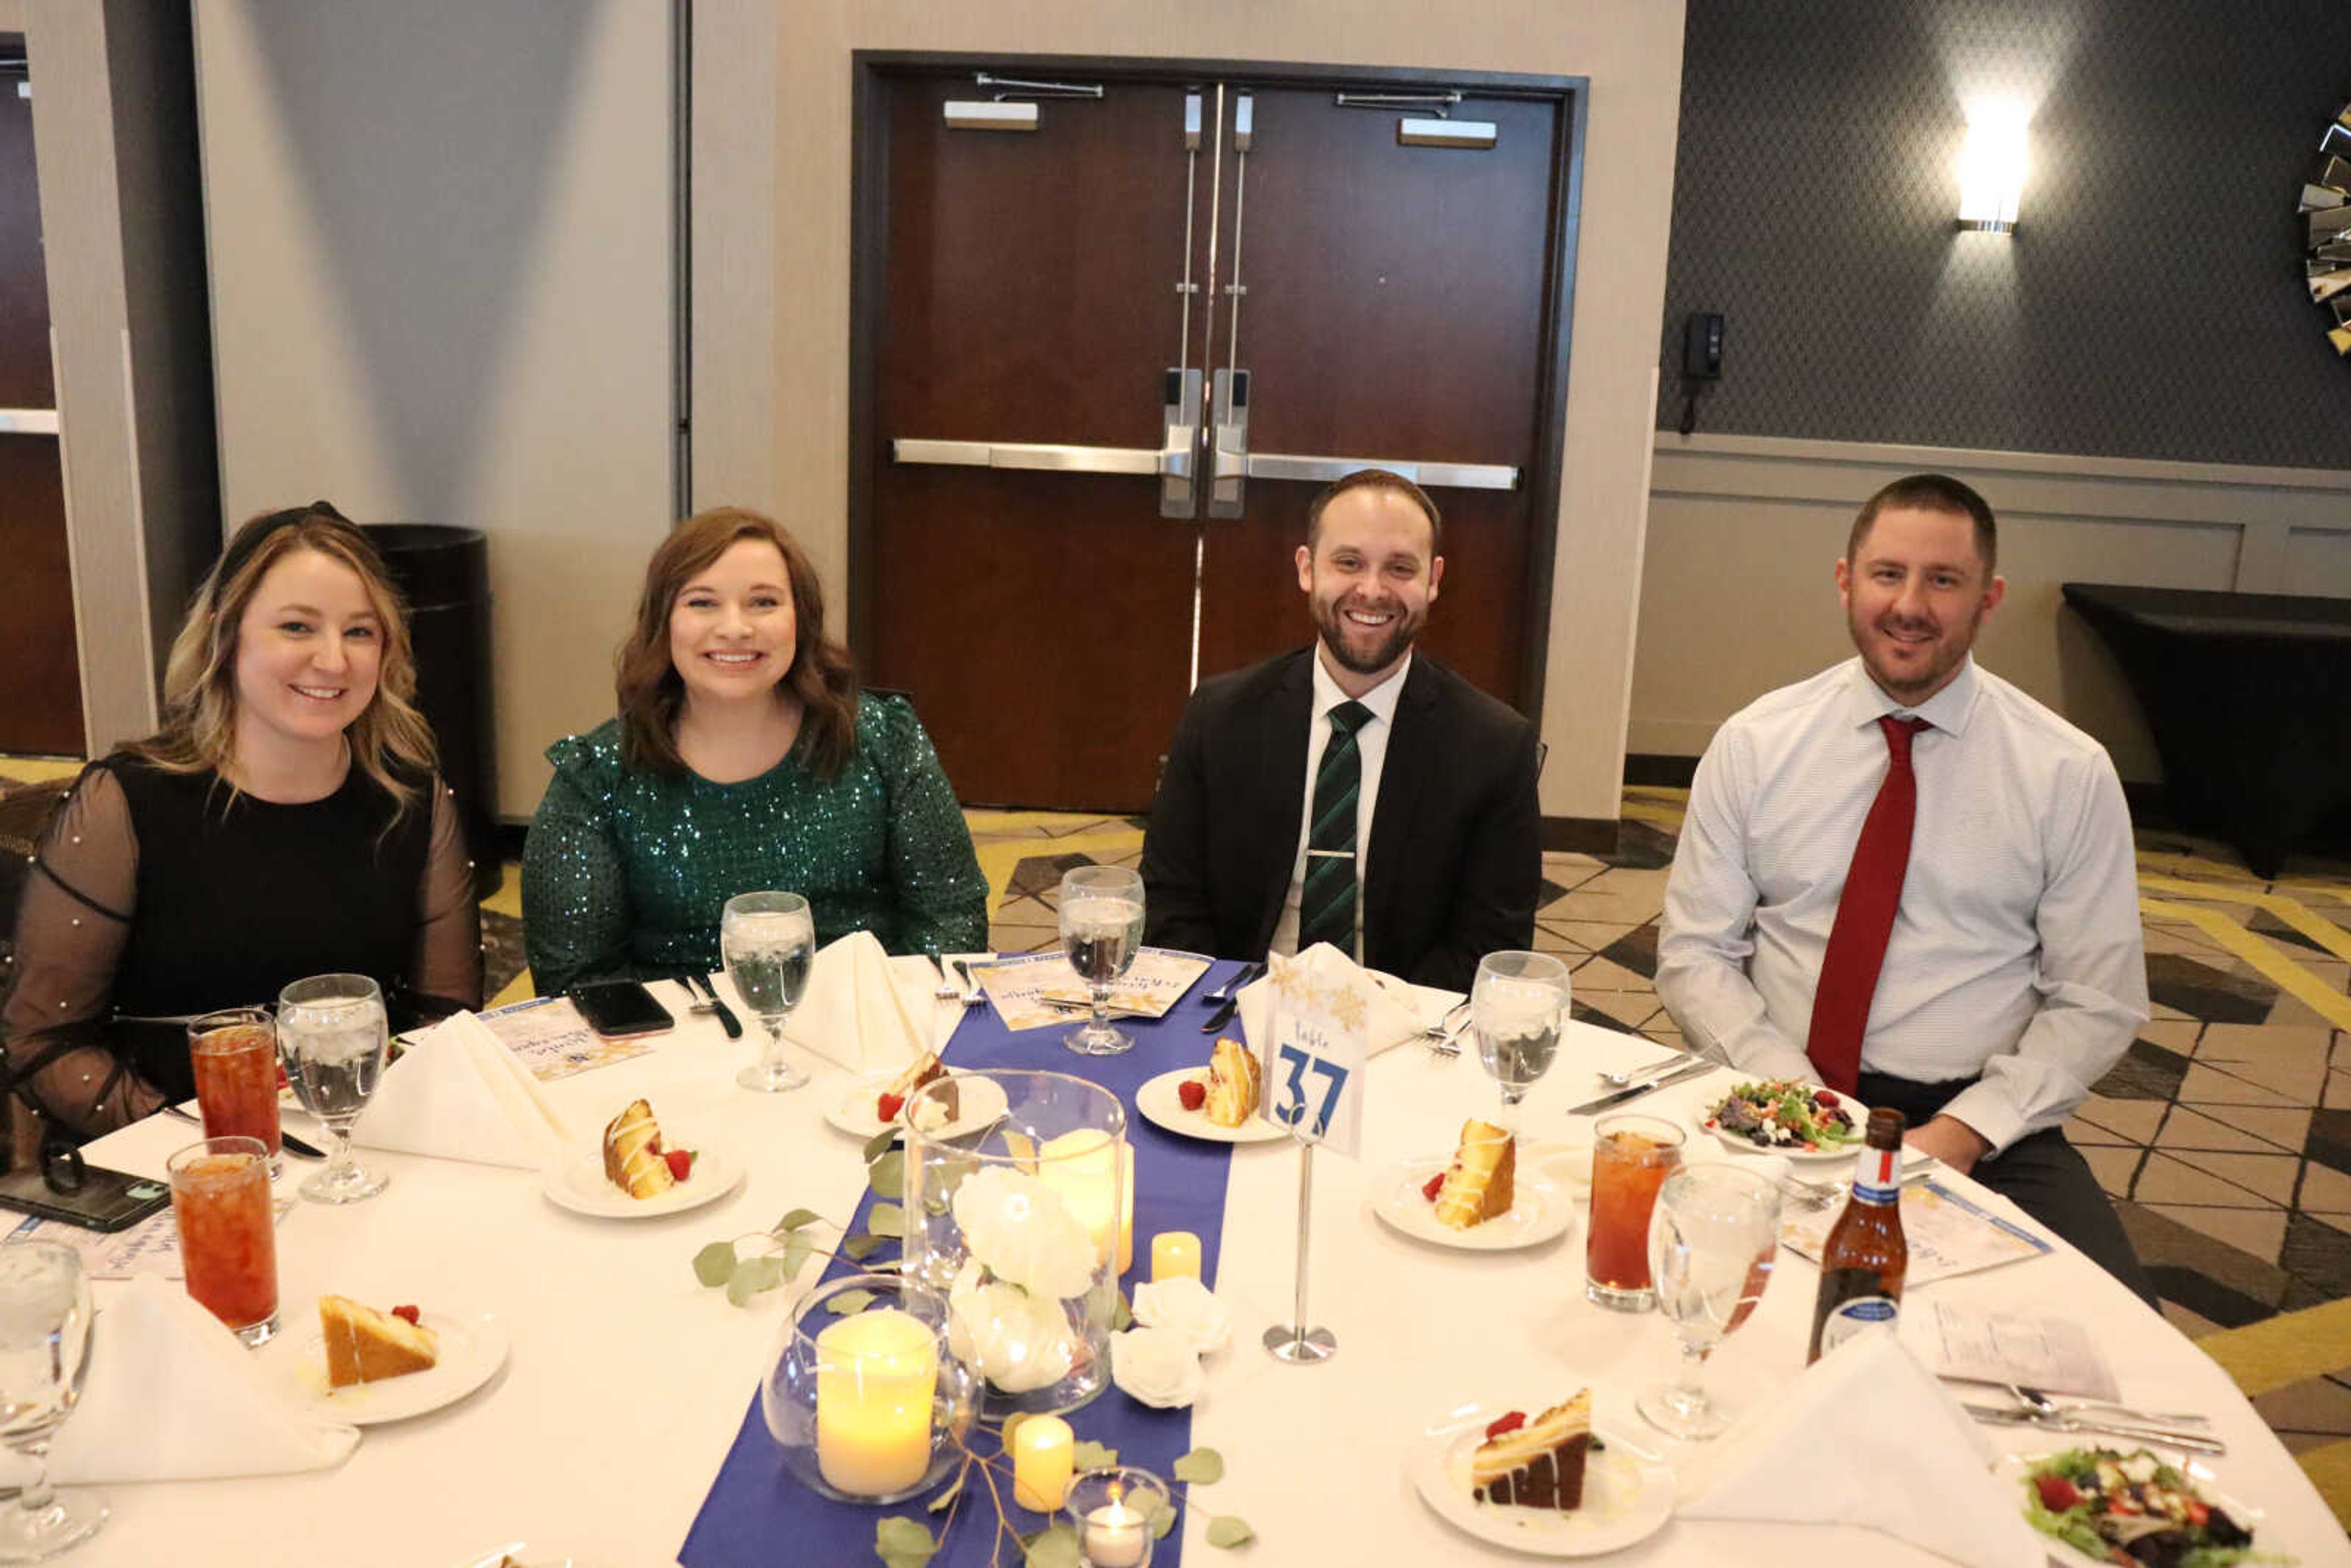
[1139,648,1542,992]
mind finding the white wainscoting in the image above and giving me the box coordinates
[1633,433,2351,782]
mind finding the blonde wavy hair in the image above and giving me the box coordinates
[127,502,438,819]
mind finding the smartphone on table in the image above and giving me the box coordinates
[568,980,675,1040]
[0,1159,172,1233]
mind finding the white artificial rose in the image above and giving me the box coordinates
[1109,1327,1205,1409]
[1129,1277,1231,1354]
[951,1166,1098,1300]
[947,1272,1076,1394]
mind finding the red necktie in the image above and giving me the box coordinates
[1805,716,1929,1093]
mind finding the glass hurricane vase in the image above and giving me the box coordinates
[760,1273,976,1506]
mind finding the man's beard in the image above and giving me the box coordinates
[1316,597,1422,675]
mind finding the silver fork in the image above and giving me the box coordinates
[1597,1053,1693,1089]
[1782,1167,1933,1211]
[1423,1000,1472,1058]
[2009,1384,2210,1430]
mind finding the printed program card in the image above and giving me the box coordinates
[1258,951,1368,1157]
[1929,1301,2123,1403]
[970,948,1212,1033]
[475,995,658,1082]
[1781,1180,2052,1286]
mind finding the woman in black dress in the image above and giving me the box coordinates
[0,503,482,1137]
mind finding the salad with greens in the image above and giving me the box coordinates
[2020,1447,2284,1567]
[1704,1080,1860,1152]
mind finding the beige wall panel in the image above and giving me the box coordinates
[2281,528,2351,598]
[193,0,673,819]
[1635,435,2345,784]
[695,0,1689,823]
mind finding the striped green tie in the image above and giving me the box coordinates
[1299,700,1373,955]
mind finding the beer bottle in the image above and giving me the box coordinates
[1805,1106,1909,1364]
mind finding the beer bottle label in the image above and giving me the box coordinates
[1817,1292,1899,1356]
[1851,1143,1899,1203]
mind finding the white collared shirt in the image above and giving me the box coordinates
[1269,650,1412,961]
[1656,656,2149,1152]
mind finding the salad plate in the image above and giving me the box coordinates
[1702,1079,1866,1163]
[1998,1448,2273,1568]
[1406,1401,1673,1556]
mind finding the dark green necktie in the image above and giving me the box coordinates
[1299,700,1373,955]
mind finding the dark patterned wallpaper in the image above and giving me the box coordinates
[1657,0,2351,469]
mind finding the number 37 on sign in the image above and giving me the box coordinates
[1258,958,1369,1158]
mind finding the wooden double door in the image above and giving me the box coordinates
[855,58,1580,811]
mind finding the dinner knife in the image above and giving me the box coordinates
[166,1101,325,1160]
[1564,1059,1716,1116]
[1200,961,1264,1033]
[689,972,744,1040]
[1961,1403,2226,1456]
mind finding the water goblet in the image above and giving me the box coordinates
[1058,866,1143,1057]
[1471,950,1570,1123]
[722,891,815,1092]
[277,973,392,1204]
[1637,1163,1782,1440]
[0,1242,105,1560]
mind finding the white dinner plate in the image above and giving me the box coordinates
[1373,1156,1576,1251]
[1700,1084,1871,1164]
[1134,1068,1291,1145]
[262,1299,508,1425]
[1993,1451,2271,1568]
[1406,1403,1674,1556]
[539,1128,743,1218]
[821,1072,1010,1142]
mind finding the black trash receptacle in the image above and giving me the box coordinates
[363,525,500,899]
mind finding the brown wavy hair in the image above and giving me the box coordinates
[615,507,861,780]
[127,501,437,819]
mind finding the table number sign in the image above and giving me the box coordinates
[1258,953,1369,1160]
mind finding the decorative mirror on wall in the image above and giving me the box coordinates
[2305,100,2351,353]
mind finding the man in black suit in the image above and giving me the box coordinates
[1140,469,1542,992]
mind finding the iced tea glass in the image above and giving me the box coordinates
[1584,1114,1684,1311]
[187,1008,282,1178]
[168,1136,279,1346]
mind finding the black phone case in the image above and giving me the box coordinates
[569,980,675,1039]
[0,1165,173,1232]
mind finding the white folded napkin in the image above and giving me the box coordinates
[1680,1329,2041,1568]
[774,930,936,1071]
[0,1278,359,1485]
[1232,943,1460,1056]
[352,1011,574,1169]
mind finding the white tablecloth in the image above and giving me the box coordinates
[67,992,2351,1567]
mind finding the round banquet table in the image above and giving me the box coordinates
[66,971,2351,1568]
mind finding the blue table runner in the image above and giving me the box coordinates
[680,959,1251,1568]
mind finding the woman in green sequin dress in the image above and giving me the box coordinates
[523,509,987,997]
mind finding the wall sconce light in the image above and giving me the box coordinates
[1956,104,2029,233]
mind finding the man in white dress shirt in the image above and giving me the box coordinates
[1657,473,2155,1302]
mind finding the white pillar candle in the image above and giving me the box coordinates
[1037,1130,1135,1275]
[1083,1499,1149,1567]
[1150,1231,1201,1283]
[814,1307,937,1497]
[1010,1414,1074,1510]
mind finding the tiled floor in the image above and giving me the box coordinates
[9,759,2350,1520]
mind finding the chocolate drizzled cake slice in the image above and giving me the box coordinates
[1471,1389,1591,1510]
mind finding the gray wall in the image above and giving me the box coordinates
[1657,0,2351,468]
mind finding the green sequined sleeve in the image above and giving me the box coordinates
[522,734,640,998]
[872,697,989,958]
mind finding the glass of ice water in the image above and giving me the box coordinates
[1471,950,1570,1120]
[1059,866,1144,1057]
[1639,1163,1781,1440]
[722,891,815,1092]
[0,1243,103,1561]
[277,972,392,1204]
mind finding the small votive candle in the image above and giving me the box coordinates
[1149,1231,1201,1283]
[1010,1414,1074,1510]
[1064,1465,1169,1568]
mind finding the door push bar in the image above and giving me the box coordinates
[1222,448,1518,492]
[891,435,1194,478]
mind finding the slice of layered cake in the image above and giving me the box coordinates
[877,1051,959,1128]
[1430,1117,1515,1229]
[320,1295,440,1388]
[602,1098,675,1199]
[1471,1389,1591,1510]
[1201,1037,1262,1127]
